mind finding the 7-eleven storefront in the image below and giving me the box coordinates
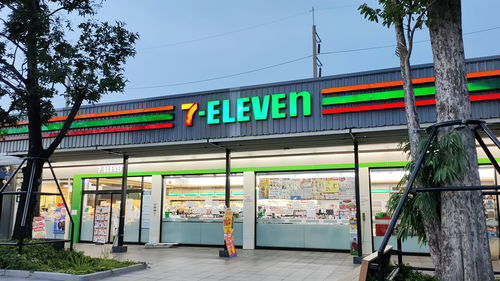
[1,55,499,257]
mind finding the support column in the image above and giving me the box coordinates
[112,155,128,253]
[353,140,363,264]
[225,149,231,207]
[149,175,163,244]
[359,167,372,255]
[243,171,255,249]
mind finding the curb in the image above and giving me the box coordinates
[0,263,147,281]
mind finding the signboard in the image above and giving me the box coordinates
[93,205,110,244]
[349,218,359,256]
[223,207,237,258]
[32,216,46,238]
[53,207,66,234]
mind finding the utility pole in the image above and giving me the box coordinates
[311,7,322,78]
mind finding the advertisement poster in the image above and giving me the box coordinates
[93,205,110,244]
[349,218,359,256]
[53,206,66,234]
[32,216,46,238]
[223,207,237,257]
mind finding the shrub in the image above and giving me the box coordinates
[0,243,139,275]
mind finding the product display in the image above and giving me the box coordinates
[163,174,244,220]
[256,171,356,223]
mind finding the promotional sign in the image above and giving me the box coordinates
[93,205,110,244]
[349,218,359,256]
[223,207,237,257]
[32,216,46,239]
[53,206,66,234]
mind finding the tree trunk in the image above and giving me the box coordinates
[428,0,494,280]
[11,0,45,241]
[395,18,444,275]
[394,21,421,160]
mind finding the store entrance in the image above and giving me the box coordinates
[80,177,152,244]
[93,193,122,244]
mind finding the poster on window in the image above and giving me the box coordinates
[32,216,46,238]
[53,207,66,234]
[93,206,110,244]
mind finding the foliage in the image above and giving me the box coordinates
[0,243,140,275]
[367,263,437,281]
[386,131,467,243]
[358,0,430,29]
[0,0,138,125]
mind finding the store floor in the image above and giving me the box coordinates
[2,244,358,281]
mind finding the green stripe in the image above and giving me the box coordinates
[322,79,500,105]
[5,114,174,135]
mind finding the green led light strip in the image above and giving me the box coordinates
[4,113,174,135]
[167,191,244,196]
[371,189,394,193]
[322,79,500,106]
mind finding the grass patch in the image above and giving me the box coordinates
[0,242,141,275]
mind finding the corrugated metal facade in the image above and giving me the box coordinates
[1,56,500,154]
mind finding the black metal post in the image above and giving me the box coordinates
[377,126,437,281]
[397,238,403,266]
[353,139,363,264]
[47,161,75,250]
[225,148,231,208]
[475,131,500,174]
[112,155,128,253]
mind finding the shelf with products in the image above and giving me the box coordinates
[256,171,356,226]
[163,174,245,220]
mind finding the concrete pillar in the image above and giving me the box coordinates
[359,167,373,255]
[242,171,255,249]
[148,175,163,244]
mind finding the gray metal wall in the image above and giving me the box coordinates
[2,56,500,154]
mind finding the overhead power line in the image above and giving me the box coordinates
[320,26,500,55]
[127,26,500,90]
[140,4,357,50]
[127,55,312,90]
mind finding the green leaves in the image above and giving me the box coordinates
[386,131,467,243]
[0,0,138,125]
[358,0,432,28]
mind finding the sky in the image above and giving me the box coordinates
[3,0,500,108]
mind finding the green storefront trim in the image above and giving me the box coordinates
[70,157,500,243]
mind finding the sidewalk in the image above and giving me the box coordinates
[2,244,359,281]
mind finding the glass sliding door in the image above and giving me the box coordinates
[79,177,147,244]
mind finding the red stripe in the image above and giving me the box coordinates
[322,93,500,114]
[1,123,174,141]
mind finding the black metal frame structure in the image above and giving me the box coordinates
[375,120,500,281]
[0,157,74,254]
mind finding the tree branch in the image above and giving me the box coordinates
[0,57,26,84]
[46,7,65,18]
[0,32,27,53]
[0,76,22,92]
[44,92,85,156]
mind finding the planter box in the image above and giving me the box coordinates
[0,263,147,281]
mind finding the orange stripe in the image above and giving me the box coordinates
[16,105,174,125]
[321,70,500,94]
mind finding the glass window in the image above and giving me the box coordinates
[83,178,97,191]
[256,170,356,221]
[80,193,96,241]
[39,179,72,239]
[98,178,122,191]
[127,177,143,190]
[370,166,499,253]
[162,174,244,220]
[141,177,152,243]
